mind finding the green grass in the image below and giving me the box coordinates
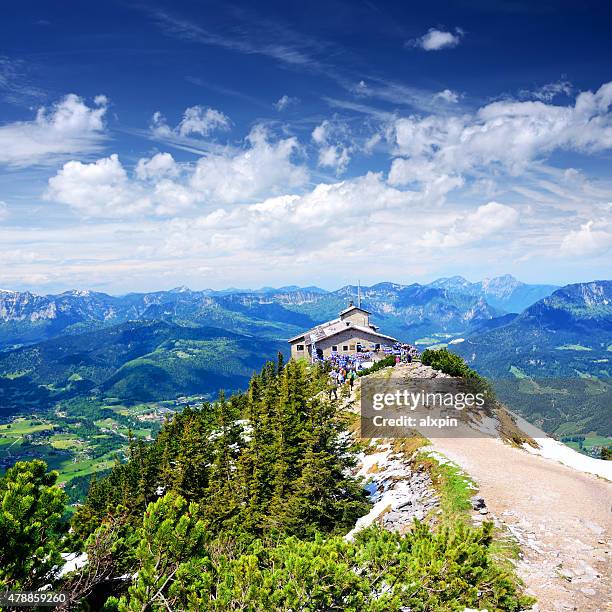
[415,452,474,524]
[582,435,612,449]
[94,417,119,430]
[0,418,53,436]
[49,434,84,450]
[54,454,118,483]
[1,370,30,379]
[488,531,524,576]
[556,344,592,351]
[509,365,528,379]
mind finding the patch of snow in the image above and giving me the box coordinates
[514,413,612,481]
[346,496,394,540]
[347,443,439,539]
[354,447,391,478]
[59,552,88,577]
[423,449,454,466]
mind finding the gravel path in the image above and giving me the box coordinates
[430,435,611,611]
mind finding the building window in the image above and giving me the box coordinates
[342,345,349,351]
[332,345,338,351]
[349,344,356,350]
[296,344,304,351]
[375,343,380,350]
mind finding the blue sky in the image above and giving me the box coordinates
[1,0,611,293]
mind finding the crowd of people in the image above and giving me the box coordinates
[325,343,419,400]
[327,365,358,400]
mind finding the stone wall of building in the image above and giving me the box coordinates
[340,308,370,327]
[290,327,392,360]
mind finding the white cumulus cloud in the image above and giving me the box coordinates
[46,154,152,217]
[311,120,353,175]
[560,219,612,257]
[418,202,519,248]
[151,105,230,139]
[45,126,308,217]
[190,125,307,203]
[274,94,298,111]
[434,89,460,103]
[389,81,612,185]
[135,152,180,181]
[409,28,464,51]
[0,94,108,167]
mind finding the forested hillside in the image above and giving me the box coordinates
[0,358,533,611]
[0,320,284,412]
[457,281,612,440]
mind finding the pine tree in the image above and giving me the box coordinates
[203,392,244,531]
[270,360,309,504]
[0,460,67,590]
[234,373,267,533]
[173,409,213,500]
[282,394,369,537]
[117,493,207,611]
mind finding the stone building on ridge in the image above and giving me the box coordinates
[288,302,396,361]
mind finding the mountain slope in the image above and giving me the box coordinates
[459,280,612,376]
[282,282,502,340]
[0,289,315,349]
[456,281,612,436]
[0,320,283,408]
[429,274,558,313]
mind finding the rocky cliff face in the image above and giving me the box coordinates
[0,290,59,321]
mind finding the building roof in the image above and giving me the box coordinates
[288,318,396,345]
[339,304,371,316]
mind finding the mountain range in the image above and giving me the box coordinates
[1,276,610,439]
[428,274,558,313]
[0,274,557,351]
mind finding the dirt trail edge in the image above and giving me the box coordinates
[385,363,612,611]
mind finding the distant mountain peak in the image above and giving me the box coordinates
[61,289,93,297]
[480,274,523,297]
[428,276,472,290]
[439,275,470,283]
